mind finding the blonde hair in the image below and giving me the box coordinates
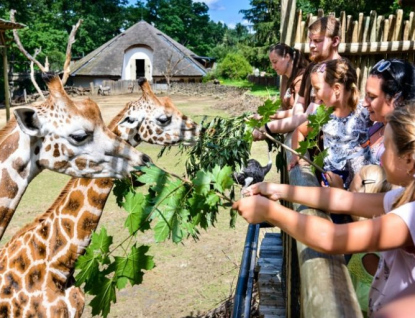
[308,16,341,40]
[388,103,415,208]
[311,59,359,110]
[355,165,392,194]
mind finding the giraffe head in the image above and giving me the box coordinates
[112,78,199,147]
[13,73,151,178]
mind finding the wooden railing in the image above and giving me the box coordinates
[280,133,363,317]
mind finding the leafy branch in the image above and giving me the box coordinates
[295,105,334,173]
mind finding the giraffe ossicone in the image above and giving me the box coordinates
[0,78,198,317]
[0,73,151,240]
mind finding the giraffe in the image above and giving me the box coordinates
[0,77,198,317]
[0,73,151,242]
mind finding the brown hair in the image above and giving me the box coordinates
[311,59,359,110]
[308,16,341,40]
[388,103,415,208]
[269,43,309,103]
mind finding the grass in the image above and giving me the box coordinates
[219,78,280,97]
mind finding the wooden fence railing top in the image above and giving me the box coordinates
[294,9,415,55]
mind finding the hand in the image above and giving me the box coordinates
[232,195,274,224]
[249,113,263,121]
[242,182,283,201]
[252,128,266,141]
[322,171,344,189]
[288,155,299,171]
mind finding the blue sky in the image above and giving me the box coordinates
[129,0,252,29]
[194,0,252,28]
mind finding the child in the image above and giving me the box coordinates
[289,59,370,189]
[346,165,393,316]
[232,103,415,317]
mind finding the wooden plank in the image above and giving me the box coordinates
[295,40,415,54]
[300,21,306,43]
[404,20,410,41]
[377,15,385,42]
[394,9,403,41]
[369,10,377,42]
[389,14,396,41]
[351,21,359,43]
[361,16,370,43]
[409,12,415,40]
[318,9,324,18]
[340,11,346,43]
[295,9,303,43]
[358,12,364,42]
[384,18,390,42]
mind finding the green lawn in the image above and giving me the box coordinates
[220,79,280,97]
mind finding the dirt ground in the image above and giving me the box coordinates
[0,92,279,318]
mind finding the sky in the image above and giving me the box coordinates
[129,0,252,29]
[194,0,252,28]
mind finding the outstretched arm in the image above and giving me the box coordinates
[232,195,412,254]
[243,182,386,218]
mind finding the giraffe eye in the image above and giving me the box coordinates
[69,132,90,144]
[157,115,171,126]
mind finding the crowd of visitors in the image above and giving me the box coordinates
[232,15,415,318]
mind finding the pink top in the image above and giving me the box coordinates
[368,188,415,316]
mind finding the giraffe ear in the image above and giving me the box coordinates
[13,107,43,137]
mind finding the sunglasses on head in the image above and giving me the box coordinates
[372,59,404,86]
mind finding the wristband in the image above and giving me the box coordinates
[264,123,272,135]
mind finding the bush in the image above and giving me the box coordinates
[217,53,252,80]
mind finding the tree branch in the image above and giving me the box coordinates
[61,19,83,86]
[30,48,46,100]
[10,10,47,73]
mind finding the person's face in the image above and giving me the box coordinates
[381,124,414,187]
[308,32,335,62]
[363,75,394,123]
[269,51,290,76]
[310,72,337,106]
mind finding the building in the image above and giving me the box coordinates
[70,20,210,87]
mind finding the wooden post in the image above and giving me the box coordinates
[280,0,297,46]
[2,45,10,122]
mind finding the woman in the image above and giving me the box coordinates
[268,43,309,117]
[252,44,308,140]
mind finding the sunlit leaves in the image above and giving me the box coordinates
[297,105,334,172]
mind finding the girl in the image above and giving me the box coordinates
[252,43,308,140]
[232,103,415,317]
[268,43,308,116]
[289,59,370,188]
[325,58,415,187]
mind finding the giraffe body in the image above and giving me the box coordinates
[0,74,151,241]
[0,78,198,317]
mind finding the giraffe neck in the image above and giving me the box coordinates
[0,119,43,240]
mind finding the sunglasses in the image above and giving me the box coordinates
[372,59,404,86]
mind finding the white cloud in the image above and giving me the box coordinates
[194,0,225,10]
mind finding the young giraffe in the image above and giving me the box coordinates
[0,73,151,242]
[0,78,198,317]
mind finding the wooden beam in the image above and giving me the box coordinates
[294,40,415,54]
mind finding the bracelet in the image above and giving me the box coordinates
[264,123,272,135]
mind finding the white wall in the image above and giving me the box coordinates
[122,47,153,81]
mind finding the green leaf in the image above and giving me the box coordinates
[123,191,150,234]
[193,170,211,195]
[136,164,168,185]
[89,227,113,255]
[88,277,117,318]
[74,249,100,286]
[205,192,220,207]
[114,245,155,285]
[113,179,131,207]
